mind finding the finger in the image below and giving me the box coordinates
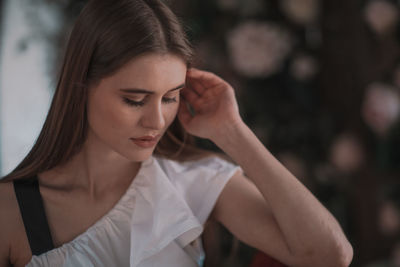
[180,86,200,105]
[187,68,226,88]
[186,71,206,96]
[177,97,192,124]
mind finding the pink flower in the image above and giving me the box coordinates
[364,0,399,35]
[361,83,400,137]
[329,133,365,173]
[290,54,318,81]
[281,0,320,25]
[378,201,400,236]
[227,21,293,78]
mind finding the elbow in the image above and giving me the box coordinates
[295,240,354,267]
[337,240,354,267]
[321,239,354,267]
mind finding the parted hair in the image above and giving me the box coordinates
[1,0,225,182]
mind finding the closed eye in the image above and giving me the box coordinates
[122,97,177,107]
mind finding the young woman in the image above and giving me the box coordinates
[0,0,353,266]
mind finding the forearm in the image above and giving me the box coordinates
[212,121,353,266]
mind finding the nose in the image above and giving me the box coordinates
[141,101,166,130]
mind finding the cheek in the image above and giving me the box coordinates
[88,96,139,135]
[107,107,139,130]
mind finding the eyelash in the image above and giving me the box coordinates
[122,97,177,107]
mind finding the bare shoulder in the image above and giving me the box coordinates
[0,180,32,267]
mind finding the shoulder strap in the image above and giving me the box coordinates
[13,176,55,256]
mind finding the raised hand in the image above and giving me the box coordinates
[177,68,243,141]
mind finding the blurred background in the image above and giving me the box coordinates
[1,0,400,266]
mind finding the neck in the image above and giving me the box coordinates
[38,137,142,200]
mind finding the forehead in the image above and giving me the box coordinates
[105,53,187,92]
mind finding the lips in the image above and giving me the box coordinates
[131,134,161,141]
[130,135,161,148]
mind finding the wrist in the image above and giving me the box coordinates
[211,119,250,151]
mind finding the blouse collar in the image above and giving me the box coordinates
[129,155,203,267]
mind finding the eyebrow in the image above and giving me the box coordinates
[119,83,185,95]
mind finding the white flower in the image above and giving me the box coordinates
[227,21,293,78]
[329,133,365,173]
[290,54,318,81]
[281,0,320,25]
[361,83,400,137]
[364,0,399,35]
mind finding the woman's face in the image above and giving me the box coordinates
[86,53,187,162]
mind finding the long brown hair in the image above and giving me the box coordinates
[1,0,224,182]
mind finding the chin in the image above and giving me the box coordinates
[124,149,154,162]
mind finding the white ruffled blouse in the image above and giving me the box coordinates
[26,154,242,267]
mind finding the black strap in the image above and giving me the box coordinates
[13,176,55,256]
